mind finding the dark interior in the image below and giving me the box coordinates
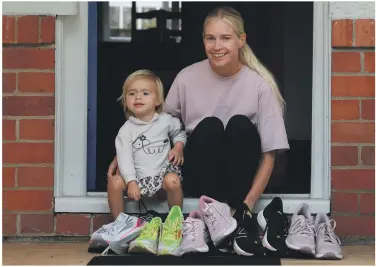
[90,2,313,194]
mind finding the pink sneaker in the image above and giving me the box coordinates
[199,196,237,246]
[177,210,210,256]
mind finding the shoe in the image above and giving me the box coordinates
[102,213,146,255]
[285,203,316,255]
[176,210,210,256]
[199,196,237,247]
[89,221,116,250]
[157,206,184,256]
[128,217,163,254]
[233,203,265,256]
[257,197,289,252]
[315,213,343,260]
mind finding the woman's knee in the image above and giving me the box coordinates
[107,175,126,191]
[162,173,182,192]
[226,115,258,135]
[192,116,224,137]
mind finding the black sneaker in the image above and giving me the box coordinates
[233,203,265,256]
[257,197,289,252]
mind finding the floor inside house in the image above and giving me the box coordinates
[2,242,375,265]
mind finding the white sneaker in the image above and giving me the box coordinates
[101,213,146,255]
[315,213,343,260]
[199,196,237,247]
[90,221,116,249]
[285,203,316,255]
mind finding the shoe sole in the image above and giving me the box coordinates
[257,210,267,231]
[233,239,254,256]
[315,252,343,260]
[157,243,181,256]
[212,217,237,247]
[177,245,210,256]
[128,240,157,255]
[89,238,110,249]
[285,239,315,255]
[261,228,277,252]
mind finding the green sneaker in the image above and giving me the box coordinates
[128,217,162,254]
[157,206,184,256]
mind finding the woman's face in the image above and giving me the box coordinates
[203,18,245,73]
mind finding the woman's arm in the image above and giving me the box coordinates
[244,151,275,211]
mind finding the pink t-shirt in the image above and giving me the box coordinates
[164,59,289,153]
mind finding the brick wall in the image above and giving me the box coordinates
[2,16,375,238]
[331,19,375,237]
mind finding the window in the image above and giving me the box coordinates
[54,2,331,214]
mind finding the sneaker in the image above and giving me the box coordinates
[176,210,210,256]
[128,217,163,255]
[199,196,237,247]
[233,203,265,256]
[102,213,146,255]
[315,213,343,260]
[157,206,184,256]
[89,222,116,250]
[285,203,316,255]
[257,197,289,252]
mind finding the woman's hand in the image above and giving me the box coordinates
[107,156,120,179]
[127,181,141,201]
[168,142,184,166]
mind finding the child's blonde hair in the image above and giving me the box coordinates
[203,6,285,112]
[118,69,164,118]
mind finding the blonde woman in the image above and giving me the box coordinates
[107,7,289,256]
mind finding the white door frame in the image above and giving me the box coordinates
[53,2,331,214]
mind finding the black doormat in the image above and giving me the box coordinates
[87,253,281,265]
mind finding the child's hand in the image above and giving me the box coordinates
[168,142,184,166]
[127,181,141,201]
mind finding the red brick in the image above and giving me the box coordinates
[332,52,361,72]
[3,214,17,235]
[332,122,374,143]
[331,192,358,213]
[3,16,15,43]
[3,96,54,116]
[332,169,375,190]
[3,48,55,69]
[355,19,375,47]
[359,193,375,214]
[56,214,91,235]
[18,72,55,93]
[331,100,359,120]
[3,73,16,93]
[331,146,358,166]
[332,76,375,97]
[19,119,54,140]
[21,214,54,234]
[3,143,54,164]
[17,16,39,43]
[361,146,375,166]
[332,20,353,47]
[361,99,375,120]
[40,16,55,43]
[18,167,54,187]
[93,214,113,233]
[364,52,375,73]
[2,167,15,188]
[3,119,16,140]
[333,215,374,236]
[3,190,53,211]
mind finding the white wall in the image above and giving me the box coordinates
[329,2,375,19]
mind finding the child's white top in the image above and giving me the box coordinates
[115,112,187,184]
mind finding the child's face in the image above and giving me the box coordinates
[126,78,160,119]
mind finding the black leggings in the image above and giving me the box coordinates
[182,115,262,209]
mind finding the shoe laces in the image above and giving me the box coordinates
[182,218,199,241]
[317,219,341,245]
[289,216,316,237]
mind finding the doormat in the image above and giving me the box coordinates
[87,253,281,265]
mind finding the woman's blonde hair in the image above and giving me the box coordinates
[203,6,285,111]
[118,69,164,118]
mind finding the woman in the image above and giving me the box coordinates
[107,6,289,255]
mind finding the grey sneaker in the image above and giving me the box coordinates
[315,213,343,260]
[101,213,146,255]
[285,203,316,255]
